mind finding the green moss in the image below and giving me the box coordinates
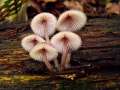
[0,75,119,90]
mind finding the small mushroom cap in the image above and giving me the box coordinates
[21,34,45,52]
[31,12,57,37]
[30,43,58,61]
[57,10,87,32]
[51,31,82,53]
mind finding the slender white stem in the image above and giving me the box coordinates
[44,29,50,43]
[43,54,53,72]
[60,46,69,71]
[65,52,71,69]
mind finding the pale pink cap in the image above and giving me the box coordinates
[57,10,87,32]
[30,43,58,61]
[51,31,82,53]
[31,12,57,37]
[21,34,45,52]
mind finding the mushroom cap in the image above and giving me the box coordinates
[30,43,58,61]
[51,31,82,53]
[21,34,45,52]
[57,10,87,32]
[31,12,57,37]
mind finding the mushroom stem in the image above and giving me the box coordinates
[65,52,71,69]
[45,29,50,43]
[60,46,69,71]
[45,29,58,71]
[43,54,53,72]
[53,58,60,71]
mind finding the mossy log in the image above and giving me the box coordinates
[0,17,120,90]
[0,17,120,76]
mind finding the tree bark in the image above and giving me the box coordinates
[0,17,120,75]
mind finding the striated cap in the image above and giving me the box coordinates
[57,10,87,32]
[51,31,82,53]
[30,43,58,61]
[21,34,45,52]
[31,12,57,37]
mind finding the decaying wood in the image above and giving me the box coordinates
[0,17,120,75]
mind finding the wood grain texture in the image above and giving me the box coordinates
[0,17,120,75]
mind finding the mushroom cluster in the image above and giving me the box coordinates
[21,10,87,72]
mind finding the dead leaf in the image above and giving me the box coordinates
[106,3,120,15]
[64,1,84,11]
[41,0,56,3]
[80,0,96,4]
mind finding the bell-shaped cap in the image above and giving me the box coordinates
[21,34,45,52]
[51,31,82,53]
[57,10,87,32]
[30,43,58,61]
[31,12,57,37]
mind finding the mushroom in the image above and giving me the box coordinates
[30,12,57,43]
[21,34,45,52]
[30,43,58,72]
[51,32,82,71]
[30,12,59,70]
[56,10,87,32]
